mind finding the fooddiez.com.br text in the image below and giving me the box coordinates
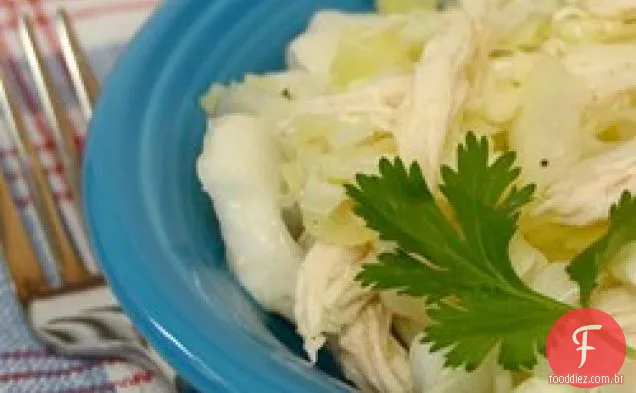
[548,373,624,385]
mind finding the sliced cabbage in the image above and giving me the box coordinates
[326,119,378,150]
[280,161,304,208]
[513,378,582,393]
[289,8,445,90]
[591,287,636,347]
[393,316,427,348]
[588,105,636,144]
[300,173,347,217]
[508,357,580,392]
[380,291,429,323]
[200,84,225,115]
[400,10,454,47]
[597,359,636,393]
[410,338,497,393]
[459,114,503,138]
[509,54,586,187]
[492,0,559,51]
[488,53,539,84]
[465,64,525,126]
[317,136,397,181]
[579,92,636,155]
[277,111,399,248]
[330,24,421,89]
[520,215,608,261]
[200,71,328,123]
[381,290,429,350]
[197,115,304,320]
[287,11,394,75]
[527,262,580,306]
[509,234,549,282]
[494,369,514,393]
[552,7,636,44]
[564,44,636,103]
[280,114,388,171]
[303,202,378,246]
[377,0,438,14]
[581,0,636,19]
[463,53,538,137]
[282,113,338,153]
[243,71,330,101]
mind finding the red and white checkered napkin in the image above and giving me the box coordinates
[0,0,174,392]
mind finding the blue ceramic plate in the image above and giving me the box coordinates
[83,0,375,392]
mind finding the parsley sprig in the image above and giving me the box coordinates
[345,131,636,372]
[568,191,636,307]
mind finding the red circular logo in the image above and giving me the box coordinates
[546,308,626,388]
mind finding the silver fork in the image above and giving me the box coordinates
[0,10,179,392]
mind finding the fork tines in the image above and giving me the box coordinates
[18,14,82,201]
[0,69,89,291]
[0,10,99,300]
[56,9,100,121]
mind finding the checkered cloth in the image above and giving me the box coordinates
[0,0,171,392]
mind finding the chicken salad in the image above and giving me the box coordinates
[196,0,636,392]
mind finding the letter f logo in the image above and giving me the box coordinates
[573,325,603,368]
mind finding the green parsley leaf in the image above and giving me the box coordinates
[567,191,636,307]
[345,132,573,372]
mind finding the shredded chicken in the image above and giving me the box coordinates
[294,242,412,393]
[531,139,636,226]
[393,0,493,186]
[510,234,550,282]
[289,75,412,132]
[334,301,413,393]
[294,243,371,362]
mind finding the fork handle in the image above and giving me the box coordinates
[26,281,179,391]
